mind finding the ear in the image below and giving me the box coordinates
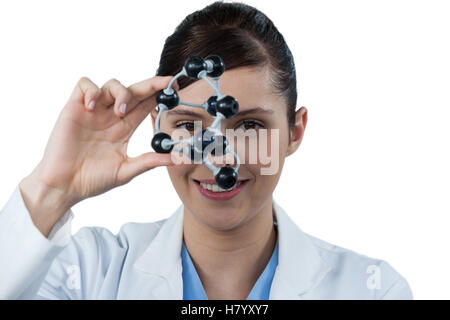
[286,106,308,157]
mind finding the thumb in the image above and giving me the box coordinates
[117,152,175,185]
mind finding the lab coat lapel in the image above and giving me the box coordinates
[133,204,185,299]
[269,200,331,299]
[132,200,331,300]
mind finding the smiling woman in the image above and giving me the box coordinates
[147,2,307,298]
[148,1,412,300]
[0,1,412,300]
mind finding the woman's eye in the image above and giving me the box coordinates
[175,121,195,132]
[236,120,264,131]
[175,120,264,132]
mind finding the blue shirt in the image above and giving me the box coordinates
[181,238,279,300]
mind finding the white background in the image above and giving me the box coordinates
[0,0,449,299]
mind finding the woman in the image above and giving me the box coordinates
[0,2,412,299]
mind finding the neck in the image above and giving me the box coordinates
[182,198,277,298]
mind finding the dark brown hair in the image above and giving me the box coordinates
[156,1,297,129]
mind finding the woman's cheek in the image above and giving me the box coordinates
[167,164,191,191]
[251,128,284,177]
[226,131,261,168]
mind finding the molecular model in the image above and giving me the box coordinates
[151,55,241,190]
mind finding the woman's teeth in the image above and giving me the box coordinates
[199,181,242,192]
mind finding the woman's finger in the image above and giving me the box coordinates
[122,76,174,119]
[97,78,135,117]
[116,152,175,186]
[122,76,177,132]
[100,76,176,119]
[69,76,102,112]
[127,76,174,101]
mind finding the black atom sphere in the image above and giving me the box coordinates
[184,56,207,78]
[156,89,179,109]
[216,96,239,118]
[151,132,173,153]
[205,55,225,78]
[215,167,238,189]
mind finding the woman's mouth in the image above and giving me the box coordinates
[193,178,249,201]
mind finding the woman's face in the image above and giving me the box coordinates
[152,66,306,231]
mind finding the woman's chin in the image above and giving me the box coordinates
[192,208,245,231]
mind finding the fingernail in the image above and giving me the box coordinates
[87,100,95,110]
[120,103,127,114]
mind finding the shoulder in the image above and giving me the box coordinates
[69,217,168,254]
[51,216,170,270]
[42,217,170,298]
[303,232,413,299]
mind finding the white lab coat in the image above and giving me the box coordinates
[0,184,413,299]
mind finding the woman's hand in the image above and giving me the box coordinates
[19,76,176,236]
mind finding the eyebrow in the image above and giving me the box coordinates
[165,109,207,118]
[165,106,274,118]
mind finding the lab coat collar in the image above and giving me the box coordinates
[133,199,331,299]
[269,200,331,299]
[133,203,185,299]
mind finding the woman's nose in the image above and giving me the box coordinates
[207,147,236,167]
